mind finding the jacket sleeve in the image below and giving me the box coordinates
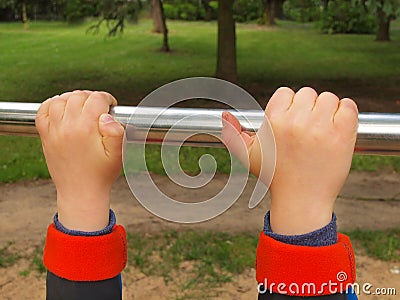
[46,271,122,300]
[43,218,127,300]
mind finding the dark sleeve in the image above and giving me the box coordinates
[46,272,122,300]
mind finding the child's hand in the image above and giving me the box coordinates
[222,87,358,235]
[36,91,125,232]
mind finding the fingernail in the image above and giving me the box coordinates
[100,114,116,124]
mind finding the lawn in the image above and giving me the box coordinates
[0,19,399,182]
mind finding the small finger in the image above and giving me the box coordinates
[221,112,254,168]
[334,98,359,138]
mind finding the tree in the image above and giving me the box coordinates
[21,2,28,30]
[366,0,400,41]
[87,0,170,51]
[151,0,163,32]
[151,0,170,51]
[260,0,276,26]
[201,0,214,21]
[275,0,285,19]
[216,0,238,83]
[322,0,329,11]
[0,0,32,28]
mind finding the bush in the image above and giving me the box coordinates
[163,4,179,19]
[163,0,262,23]
[283,0,321,22]
[179,3,198,21]
[233,0,263,23]
[65,0,101,23]
[319,0,377,34]
[163,0,205,21]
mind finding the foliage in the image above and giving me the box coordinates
[0,0,67,21]
[283,0,321,22]
[163,0,205,21]
[233,0,263,23]
[65,0,101,23]
[163,0,262,22]
[366,0,400,17]
[86,0,141,37]
[319,0,377,34]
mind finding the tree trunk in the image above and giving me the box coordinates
[151,0,163,33]
[376,4,391,41]
[22,2,28,31]
[275,0,284,20]
[159,0,170,52]
[322,0,329,12]
[216,0,238,83]
[201,0,213,21]
[261,0,276,26]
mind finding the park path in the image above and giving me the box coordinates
[0,171,399,246]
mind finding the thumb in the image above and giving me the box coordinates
[99,113,125,158]
[221,111,255,169]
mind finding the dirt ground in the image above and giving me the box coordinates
[0,171,399,300]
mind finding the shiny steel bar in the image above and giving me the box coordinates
[1,102,400,156]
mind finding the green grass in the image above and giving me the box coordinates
[0,242,20,268]
[0,136,49,182]
[346,229,400,261]
[351,154,400,172]
[0,19,399,182]
[127,230,258,294]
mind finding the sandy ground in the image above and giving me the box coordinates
[0,171,399,299]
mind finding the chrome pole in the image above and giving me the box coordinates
[1,102,400,156]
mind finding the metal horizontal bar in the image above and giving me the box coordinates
[1,102,400,156]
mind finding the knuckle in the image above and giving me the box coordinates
[320,91,337,98]
[299,86,317,95]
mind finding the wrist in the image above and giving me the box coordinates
[269,199,333,235]
[56,190,111,232]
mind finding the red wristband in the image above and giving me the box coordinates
[43,223,127,281]
[256,232,356,296]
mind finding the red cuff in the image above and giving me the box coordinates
[43,223,127,281]
[256,232,356,296]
